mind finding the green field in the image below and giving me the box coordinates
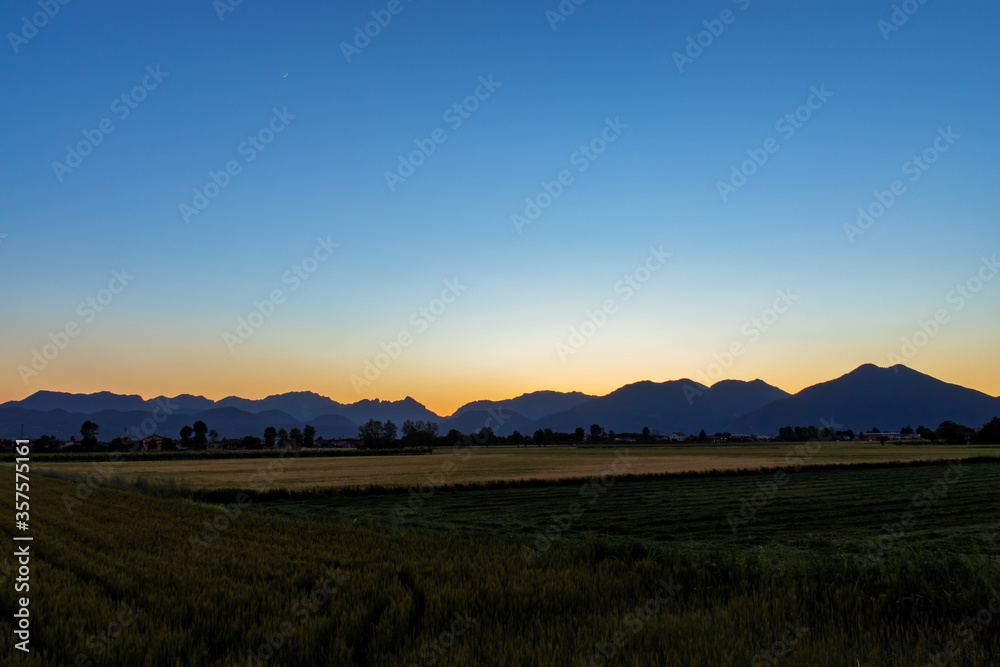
[2,451,1000,665]
[29,443,1000,491]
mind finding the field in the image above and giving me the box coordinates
[29,443,1000,491]
[2,448,1000,665]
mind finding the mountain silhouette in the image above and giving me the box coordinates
[440,409,536,438]
[536,379,788,434]
[451,390,596,421]
[2,364,997,440]
[726,364,1000,433]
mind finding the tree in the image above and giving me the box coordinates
[359,420,398,449]
[573,427,585,443]
[936,421,971,445]
[900,425,914,435]
[35,434,60,452]
[401,420,438,448]
[209,429,220,442]
[179,425,194,448]
[192,420,208,448]
[288,427,303,448]
[240,435,263,449]
[642,426,651,442]
[590,424,604,442]
[477,426,494,447]
[80,421,100,448]
[916,425,934,441]
[303,425,316,448]
[358,420,383,448]
[533,429,545,447]
[264,426,277,448]
[510,430,524,447]
[698,429,708,442]
[975,417,1000,444]
[277,428,289,447]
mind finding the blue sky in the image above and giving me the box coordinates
[2,0,998,414]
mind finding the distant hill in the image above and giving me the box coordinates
[440,409,536,438]
[335,397,439,426]
[216,391,345,422]
[3,364,996,440]
[151,394,217,414]
[535,379,789,435]
[451,390,596,421]
[1,390,149,414]
[726,364,1000,433]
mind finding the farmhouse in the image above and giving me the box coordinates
[141,435,164,452]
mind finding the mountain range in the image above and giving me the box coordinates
[1,364,998,440]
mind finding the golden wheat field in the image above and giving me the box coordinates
[29,443,1000,491]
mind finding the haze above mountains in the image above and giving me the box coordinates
[2,364,998,440]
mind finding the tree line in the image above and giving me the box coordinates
[26,415,1000,453]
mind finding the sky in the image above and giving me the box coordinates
[1,0,998,416]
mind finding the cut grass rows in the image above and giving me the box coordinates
[1,460,998,664]
[244,458,1000,557]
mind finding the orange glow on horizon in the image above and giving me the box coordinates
[4,359,998,418]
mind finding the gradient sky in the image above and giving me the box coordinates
[2,0,998,415]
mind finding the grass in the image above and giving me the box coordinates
[238,457,1000,559]
[17,447,432,463]
[2,452,999,664]
[25,442,1000,491]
